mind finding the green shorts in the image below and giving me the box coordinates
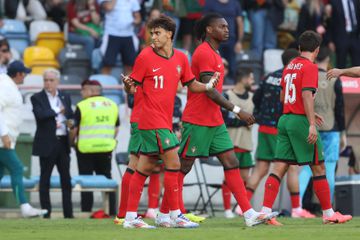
[179,122,234,159]
[235,152,255,168]
[128,123,141,155]
[275,114,324,165]
[256,132,277,161]
[139,128,179,155]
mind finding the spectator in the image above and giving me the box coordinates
[0,61,47,218]
[31,68,74,219]
[327,0,360,68]
[299,46,346,203]
[245,0,285,59]
[98,0,141,76]
[67,0,101,58]
[71,80,119,215]
[4,0,47,21]
[204,0,244,80]
[0,38,11,74]
[345,146,359,175]
[41,0,67,30]
[221,68,255,219]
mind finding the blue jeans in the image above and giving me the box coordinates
[248,9,277,59]
[0,148,28,205]
[68,32,96,58]
[299,131,340,203]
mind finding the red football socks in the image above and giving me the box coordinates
[246,187,254,201]
[224,168,251,212]
[290,192,300,209]
[148,172,160,209]
[313,175,332,210]
[222,182,232,210]
[126,171,148,212]
[117,168,134,218]
[263,174,281,209]
[163,170,180,211]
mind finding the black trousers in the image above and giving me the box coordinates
[335,33,360,68]
[76,150,116,215]
[39,136,73,218]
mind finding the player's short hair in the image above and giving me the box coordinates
[194,13,223,42]
[298,30,322,52]
[281,48,300,66]
[147,15,176,40]
[235,68,252,84]
[316,46,331,63]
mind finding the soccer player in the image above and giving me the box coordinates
[259,30,352,225]
[246,49,315,222]
[122,15,220,229]
[166,13,277,227]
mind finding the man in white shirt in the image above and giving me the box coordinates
[0,60,47,218]
[98,0,141,75]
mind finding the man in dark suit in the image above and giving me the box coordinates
[328,0,360,68]
[31,68,74,218]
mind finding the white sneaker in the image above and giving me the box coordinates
[21,203,48,218]
[123,217,156,229]
[145,208,158,219]
[245,211,279,227]
[155,213,172,228]
[170,214,199,228]
[224,209,235,219]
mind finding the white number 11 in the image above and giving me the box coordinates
[153,75,164,89]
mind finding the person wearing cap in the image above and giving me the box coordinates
[70,79,119,215]
[31,68,74,219]
[0,60,47,218]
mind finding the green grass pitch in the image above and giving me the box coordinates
[1,217,359,240]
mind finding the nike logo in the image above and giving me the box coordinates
[152,68,161,72]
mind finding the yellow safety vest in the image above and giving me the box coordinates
[77,96,118,153]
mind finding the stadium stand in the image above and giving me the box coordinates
[29,20,60,43]
[0,19,30,55]
[36,32,65,56]
[89,74,123,105]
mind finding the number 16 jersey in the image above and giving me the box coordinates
[281,56,318,115]
[130,46,195,130]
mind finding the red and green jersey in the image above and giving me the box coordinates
[130,86,143,123]
[130,46,195,130]
[182,41,225,126]
[281,56,318,115]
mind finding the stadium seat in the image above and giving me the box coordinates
[1,19,30,54]
[198,157,224,217]
[60,74,83,106]
[59,46,91,80]
[29,20,60,42]
[263,49,284,74]
[10,48,21,60]
[23,46,56,67]
[236,50,263,84]
[36,32,65,56]
[89,74,123,105]
[0,175,37,189]
[21,74,44,103]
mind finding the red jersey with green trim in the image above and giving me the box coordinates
[130,86,143,123]
[281,56,318,115]
[182,41,225,126]
[130,46,195,130]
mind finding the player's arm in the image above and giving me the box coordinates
[327,67,360,79]
[121,74,136,94]
[200,73,255,125]
[187,72,220,93]
[302,90,317,144]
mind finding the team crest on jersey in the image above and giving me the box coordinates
[165,138,170,146]
[191,146,197,153]
[176,65,182,75]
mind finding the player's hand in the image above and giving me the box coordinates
[315,113,324,127]
[327,68,343,80]
[237,110,256,125]
[206,72,220,90]
[234,41,242,54]
[307,125,318,144]
[121,74,136,94]
[1,135,11,149]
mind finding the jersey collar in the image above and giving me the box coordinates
[152,48,174,60]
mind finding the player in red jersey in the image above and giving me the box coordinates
[158,13,277,227]
[121,15,220,229]
[260,30,352,225]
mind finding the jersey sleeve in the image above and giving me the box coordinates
[302,63,318,92]
[180,54,195,86]
[195,49,215,78]
[130,53,147,84]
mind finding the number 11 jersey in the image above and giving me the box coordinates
[130,46,195,130]
[281,56,318,115]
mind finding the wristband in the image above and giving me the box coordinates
[205,81,213,91]
[232,105,241,114]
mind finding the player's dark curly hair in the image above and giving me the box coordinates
[147,15,176,40]
[194,13,223,42]
[298,30,322,52]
